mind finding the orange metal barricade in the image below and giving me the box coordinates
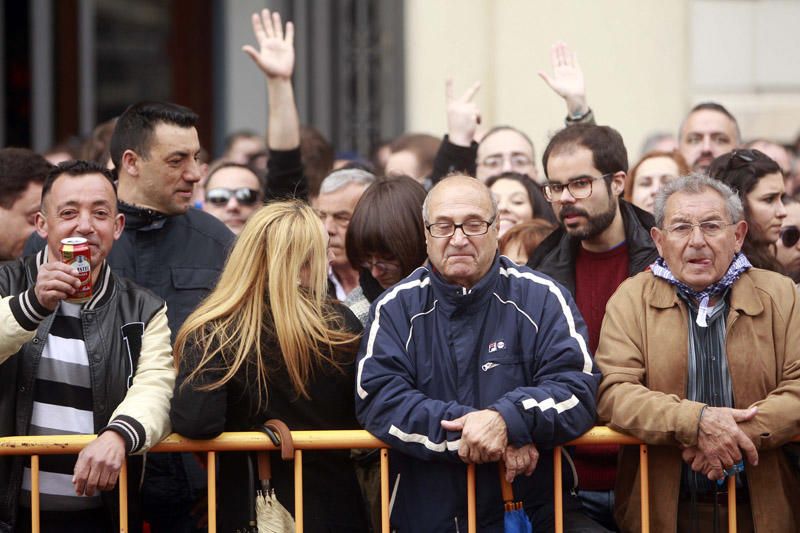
[0,427,774,532]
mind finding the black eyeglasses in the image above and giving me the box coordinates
[205,187,261,207]
[426,217,496,238]
[541,174,613,202]
[781,225,800,248]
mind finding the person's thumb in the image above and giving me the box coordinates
[441,416,466,431]
[730,406,758,423]
[537,71,554,88]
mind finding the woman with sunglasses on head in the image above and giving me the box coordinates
[708,149,787,272]
[201,161,265,234]
[345,175,428,325]
[170,200,369,532]
[776,195,800,283]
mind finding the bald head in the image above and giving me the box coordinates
[423,175,497,224]
[423,174,499,288]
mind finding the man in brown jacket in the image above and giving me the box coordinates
[596,174,800,532]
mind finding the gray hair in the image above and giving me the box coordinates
[653,173,744,228]
[318,168,375,195]
[421,175,498,224]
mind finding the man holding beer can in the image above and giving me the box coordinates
[0,160,174,532]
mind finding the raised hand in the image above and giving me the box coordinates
[537,41,587,116]
[35,261,81,310]
[242,9,295,80]
[445,79,481,147]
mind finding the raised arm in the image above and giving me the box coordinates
[538,41,595,124]
[430,79,481,184]
[243,10,307,199]
[243,9,299,150]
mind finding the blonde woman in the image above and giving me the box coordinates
[170,200,369,532]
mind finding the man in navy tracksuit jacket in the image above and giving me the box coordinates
[356,175,604,532]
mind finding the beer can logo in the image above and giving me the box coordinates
[60,237,92,303]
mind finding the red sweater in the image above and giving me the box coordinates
[573,243,629,490]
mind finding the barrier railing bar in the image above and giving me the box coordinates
[295,449,303,533]
[31,454,40,533]
[728,475,736,532]
[466,463,476,533]
[639,445,649,532]
[207,451,217,533]
[554,447,563,533]
[119,459,128,532]
[380,448,390,533]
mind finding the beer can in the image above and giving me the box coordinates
[60,237,92,303]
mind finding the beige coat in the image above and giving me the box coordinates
[596,269,800,532]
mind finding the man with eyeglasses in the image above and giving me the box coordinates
[356,175,607,532]
[201,162,264,234]
[595,174,800,532]
[528,123,658,529]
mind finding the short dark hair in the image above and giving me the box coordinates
[346,175,428,276]
[680,102,741,144]
[300,126,335,198]
[109,101,198,168]
[0,148,52,208]
[485,172,557,224]
[542,124,629,179]
[41,160,118,210]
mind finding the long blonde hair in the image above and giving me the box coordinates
[174,200,359,406]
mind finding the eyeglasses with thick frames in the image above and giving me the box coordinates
[780,225,800,248]
[426,217,496,238]
[205,187,261,207]
[541,174,613,202]
[663,220,735,239]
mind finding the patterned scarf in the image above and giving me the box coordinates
[650,252,751,327]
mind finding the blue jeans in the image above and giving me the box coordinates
[576,489,619,532]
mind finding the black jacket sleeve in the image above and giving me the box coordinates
[265,147,308,201]
[429,135,478,184]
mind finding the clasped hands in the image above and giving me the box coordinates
[681,406,759,481]
[441,409,538,483]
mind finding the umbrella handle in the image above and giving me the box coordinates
[498,462,515,503]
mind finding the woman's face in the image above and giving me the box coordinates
[776,202,800,280]
[745,172,786,243]
[362,255,404,289]
[490,179,534,237]
[631,156,679,213]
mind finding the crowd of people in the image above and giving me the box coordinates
[2,7,800,533]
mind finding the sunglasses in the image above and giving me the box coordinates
[205,187,260,207]
[781,225,800,248]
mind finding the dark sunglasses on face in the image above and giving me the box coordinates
[781,225,800,248]
[205,187,260,207]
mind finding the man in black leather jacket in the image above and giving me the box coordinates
[0,161,174,533]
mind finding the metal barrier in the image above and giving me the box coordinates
[0,427,752,533]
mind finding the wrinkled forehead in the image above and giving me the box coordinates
[664,189,729,222]
[428,179,494,220]
[478,129,534,158]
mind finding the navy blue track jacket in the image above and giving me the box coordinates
[356,255,601,532]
